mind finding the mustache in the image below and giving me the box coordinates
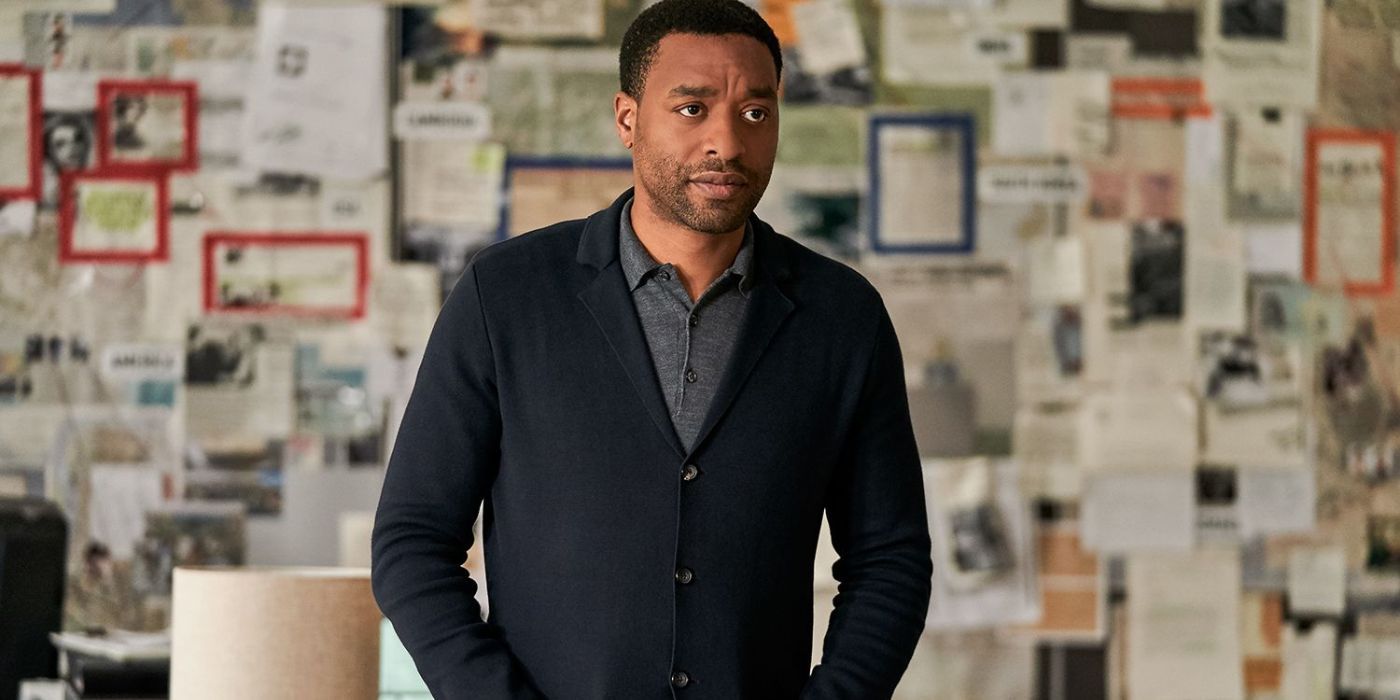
[685,159,756,180]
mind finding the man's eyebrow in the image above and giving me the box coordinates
[746,86,778,100]
[668,85,718,99]
[665,85,779,100]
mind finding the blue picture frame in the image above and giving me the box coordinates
[498,156,633,241]
[867,113,977,255]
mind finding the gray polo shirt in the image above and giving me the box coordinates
[618,197,754,453]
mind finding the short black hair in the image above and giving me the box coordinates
[619,0,782,100]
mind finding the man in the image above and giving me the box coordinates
[371,2,932,698]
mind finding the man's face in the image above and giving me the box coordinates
[617,33,779,235]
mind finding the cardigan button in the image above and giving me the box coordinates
[682,464,699,481]
[675,567,694,584]
[671,670,690,688]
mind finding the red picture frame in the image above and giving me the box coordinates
[1303,128,1397,297]
[202,232,370,319]
[0,64,42,200]
[58,170,170,264]
[95,79,199,174]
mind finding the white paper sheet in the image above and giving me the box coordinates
[1287,546,1346,616]
[1239,467,1316,537]
[978,164,1086,204]
[791,0,866,75]
[1245,222,1303,276]
[1024,234,1087,304]
[393,101,491,142]
[1308,137,1392,292]
[100,343,183,380]
[402,140,504,229]
[993,72,1110,158]
[1126,549,1245,700]
[924,458,1040,629]
[242,3,388,179]
[370,263,440,350]
[1340,636,1400,695]
[873,121,970,248]
[880,7,1025,85]
[1201,0,1321,108]
[1081,470,1194,552]
[1080,391,1197,473]
[1229,107,1304,219]
[1184,114,1249,332]
[468,0,604,40]
[1013,408,1082,498]
[89,463,165,560]
[1281,623,1336,700]
[0,71,36,194]
[0,200,36,238]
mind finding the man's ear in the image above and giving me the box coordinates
[614,91,637,150]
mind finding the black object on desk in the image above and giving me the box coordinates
[61,650,168,699]
[0,497,68,700]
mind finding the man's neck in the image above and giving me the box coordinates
[629,191,746,303]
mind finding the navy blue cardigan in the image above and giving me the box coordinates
[371,189,932,699]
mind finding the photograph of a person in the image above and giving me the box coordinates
[111,93,148,151]
[40,110,94,209]
[371,2,933,697]
[96,80,199,172]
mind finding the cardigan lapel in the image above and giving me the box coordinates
[575,188,796,462]
[577,189,687,458]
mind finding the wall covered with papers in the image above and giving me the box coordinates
[1,0,1398,697]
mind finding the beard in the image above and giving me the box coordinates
[632,142,770,235]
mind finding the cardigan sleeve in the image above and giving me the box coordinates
[371,259,546,700]
[802,301,934,700]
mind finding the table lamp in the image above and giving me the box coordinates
[170,566,380,699]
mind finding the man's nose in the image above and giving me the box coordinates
[702,110,746,164]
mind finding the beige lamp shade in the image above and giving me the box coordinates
[170,566,381,700]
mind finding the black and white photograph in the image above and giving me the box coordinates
[40,110,94,209]
[1221,0,1287,41]
[779,46,873,107]
[1125,218,1185,324]
[947,503,1014,578]
[1200,330,1300,409]
[97,80,198,172]
[184,322,265,387]
[1195,465,1239,541]
[1200,332,1261,402]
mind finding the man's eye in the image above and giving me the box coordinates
[678,105,702,117]
[743,109,767,123]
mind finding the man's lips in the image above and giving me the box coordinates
[690,172,748,199]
